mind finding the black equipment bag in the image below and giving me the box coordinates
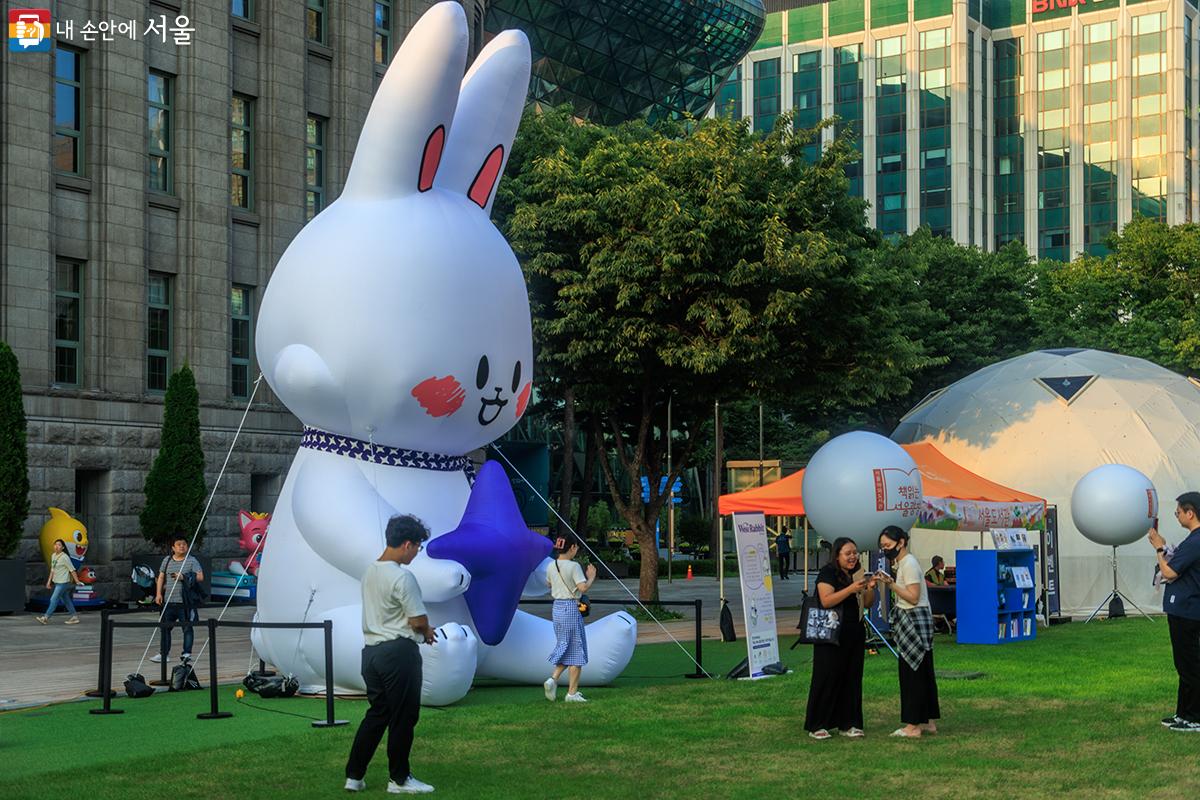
[124,673,155,698]
[170,659,202,691]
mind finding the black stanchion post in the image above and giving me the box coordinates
[90,615,123,715]
[151,619,171,686]
[686,599,705,679]
[312,619,348,728]
[197,618,232,719]
[86,609,113,698]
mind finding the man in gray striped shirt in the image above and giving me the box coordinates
[154,535,204,663]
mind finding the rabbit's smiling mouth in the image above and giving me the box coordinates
[478,390,508,426]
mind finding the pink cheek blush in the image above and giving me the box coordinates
[411,376,465,417]
[515,382,532,418]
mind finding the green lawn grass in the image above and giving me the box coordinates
[1,618,1197,799]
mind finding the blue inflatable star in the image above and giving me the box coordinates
[426,460,551,645]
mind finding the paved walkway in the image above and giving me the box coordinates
[0,575,817,709]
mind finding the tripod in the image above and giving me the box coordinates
[1084,545,1155,623]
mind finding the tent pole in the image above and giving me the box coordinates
[804,516,809,588]
[719,515,724,602]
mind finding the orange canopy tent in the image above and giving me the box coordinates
[718,441,1045,526]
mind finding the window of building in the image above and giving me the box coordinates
[231,0,252,19]
[147,273,172,392]
[876,35,906,237]
[994,38,1024,250]
[715,64,742,120]
[307,0,326,43]
[231,285,253,399]
[54,259,83,386]
[148,71,173,193]
[1037,29,1070,260]
[251,473,283,514]
[1131,12,1167,223]
[231,95,254,209]
[1083,20,1117,255]
[792,50,821,162]
[375,1,392,65]
[834,44,864,197]
[306,115,325,221]
[919,29,951,238]
[752,58,781,133]
[54,46,84,175]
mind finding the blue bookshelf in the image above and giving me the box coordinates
[955,548,1038,645]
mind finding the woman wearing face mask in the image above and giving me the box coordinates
[804,537,876,740]
[876,525,940,738]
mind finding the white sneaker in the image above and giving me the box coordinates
[180,652,192,661]
[150,653,171,663]
[564,692,588,703]
[543,678,557,701]
[344,777,365,792]
[387,775,434,794]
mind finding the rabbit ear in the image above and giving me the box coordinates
[435,29,531,214]
[343,2,469,200]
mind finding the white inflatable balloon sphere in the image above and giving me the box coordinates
[250,2,635,704]
[1070,464,1159,546]
[802,432,923,551]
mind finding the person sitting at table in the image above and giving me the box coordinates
[925,556,947,587]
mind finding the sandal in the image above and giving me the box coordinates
[808,729,832,740]
[890,727,921,738]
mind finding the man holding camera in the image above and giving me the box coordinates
[154,535,204,663]
[1149,491,1200,733]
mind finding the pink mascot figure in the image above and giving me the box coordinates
[229,510,270,576]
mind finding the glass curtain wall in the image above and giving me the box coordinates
[876,35,907,237]
[1132,12,1167,221]
[1037,29,1070,261]
[920,28,951,237]
[1083,20,1117,255]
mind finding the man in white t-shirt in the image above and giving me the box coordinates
[345,515,436,795]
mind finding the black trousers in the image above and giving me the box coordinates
[804,623,864,732]
[1168,614,1200,722]
[778,554,790,580]
[898,648,941,725]
[346,638,423,783]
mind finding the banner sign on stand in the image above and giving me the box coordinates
[731,512,780,678]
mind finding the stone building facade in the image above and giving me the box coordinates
[0,0,488,600]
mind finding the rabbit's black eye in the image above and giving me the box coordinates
[475,355,489,390]
[511,361,522,394]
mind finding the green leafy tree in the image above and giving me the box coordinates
[0,343,29,559]
[140,365,207,548]
[504,112,932,600]
[1033,218,1200,375]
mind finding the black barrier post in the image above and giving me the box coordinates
[85,609,115,699]
[197,618,232,719]
[685,599,705,679]
[150,621,171,686]
[90,616,123,715]
[312,619,348,728]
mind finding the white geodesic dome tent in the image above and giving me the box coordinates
[892,348,1200,617]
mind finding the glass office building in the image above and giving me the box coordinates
[713,0,1194,258]
[487,0,766,125]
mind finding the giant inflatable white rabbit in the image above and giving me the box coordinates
[251,2,636,705]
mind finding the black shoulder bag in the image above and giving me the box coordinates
[795,592,842,646]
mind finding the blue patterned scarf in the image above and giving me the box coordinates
[299,427,476,481]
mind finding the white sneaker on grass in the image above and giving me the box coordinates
[1162,715,1182,727]
[387,775,434,794]
[543,678,557,701]
[150,653,170,663]
[344,777,365,792]
[564,692,588,703]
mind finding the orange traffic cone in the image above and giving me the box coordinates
[686,564,694,580]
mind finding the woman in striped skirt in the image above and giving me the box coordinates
[544,534,596,703]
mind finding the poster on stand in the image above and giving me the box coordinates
[731,512,780,678]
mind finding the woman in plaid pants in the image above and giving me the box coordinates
[543,534,597,703]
